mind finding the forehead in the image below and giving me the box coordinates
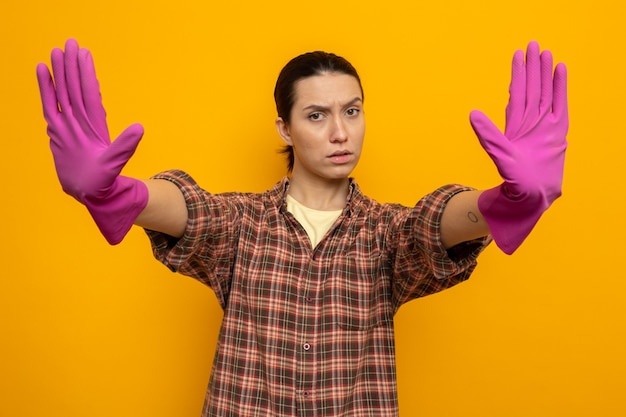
[292,73,363,106]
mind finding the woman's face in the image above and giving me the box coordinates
[276,72,365,184]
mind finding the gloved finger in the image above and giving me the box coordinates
[79,48,110,142]
[504,49,525,138]
[552,63,568,124]
[50,47,70,114]
[36,63,60,125]
[64,39,95,138]
[539,50,554,116]
[522,41,541,125]
[470,110,515,166]
[101,123,145,174]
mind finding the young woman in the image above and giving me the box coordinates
[36,39,568,416]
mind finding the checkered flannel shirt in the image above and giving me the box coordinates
[146,170,490,417]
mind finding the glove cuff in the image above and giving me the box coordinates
[84,176,149,245]
[478,184,549,255]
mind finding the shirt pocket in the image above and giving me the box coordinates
[327,255,393,331]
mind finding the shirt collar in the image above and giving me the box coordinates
[268,177,364,216]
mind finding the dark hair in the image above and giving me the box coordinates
[274,51,364,172]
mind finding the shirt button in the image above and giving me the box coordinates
[303,343,311,351]
[302,390,310,397]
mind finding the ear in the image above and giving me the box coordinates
[275,117,293,146]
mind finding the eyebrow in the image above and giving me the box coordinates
[301,97,363,112]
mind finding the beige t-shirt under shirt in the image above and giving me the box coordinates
[286,194,342,248]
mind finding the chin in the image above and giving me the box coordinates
[326,167,355,180]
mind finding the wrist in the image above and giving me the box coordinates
[84,176,149,245]
[478,183,548,255]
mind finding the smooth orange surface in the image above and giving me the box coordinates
[1,1,624,416]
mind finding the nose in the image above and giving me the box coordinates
[330,115,348,143]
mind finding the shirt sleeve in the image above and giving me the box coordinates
[389,184,492,307]
[144,170,240,309]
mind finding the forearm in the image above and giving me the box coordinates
[134,179,188,238]
[440,190,490,249]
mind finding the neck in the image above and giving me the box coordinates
[287,175,350,211]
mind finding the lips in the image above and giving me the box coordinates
[329,150,351,157]
[328,150,353,164]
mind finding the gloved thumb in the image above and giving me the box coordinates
[101,123,145,173]
[469,110,514,165]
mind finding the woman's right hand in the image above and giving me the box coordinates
[36,38,148,244]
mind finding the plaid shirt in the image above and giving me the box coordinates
[146,170,490,417]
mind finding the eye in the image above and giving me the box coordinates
[346,108,361,117]
[308,112,324,121]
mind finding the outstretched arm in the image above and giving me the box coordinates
[37,39,187,243]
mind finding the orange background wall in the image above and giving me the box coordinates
[1,1,624,416]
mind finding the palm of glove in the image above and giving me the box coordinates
[470,42,568,207]
[37,39,143,204]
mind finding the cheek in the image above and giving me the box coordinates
[351,124,366,144]
[292,128,323,149]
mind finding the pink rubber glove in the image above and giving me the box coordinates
[469,41,568,254]
[36,39,148,245]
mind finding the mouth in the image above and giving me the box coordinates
[329,150,352,157]
[328,150,353,164]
